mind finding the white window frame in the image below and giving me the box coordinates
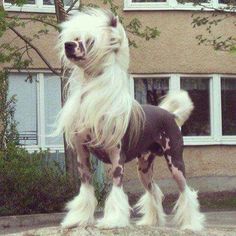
[131,73,236,145]
[3,0,78,13]
[10,71,64,152]
[124,0,229,11]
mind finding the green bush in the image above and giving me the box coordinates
[0,144,77,216]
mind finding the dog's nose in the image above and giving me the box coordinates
[64,42,77,52]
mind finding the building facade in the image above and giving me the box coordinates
[2,0,236,194]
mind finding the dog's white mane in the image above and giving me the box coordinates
[55,8,144,149]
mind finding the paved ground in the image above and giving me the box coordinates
[1,211,236,236]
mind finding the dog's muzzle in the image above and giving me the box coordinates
[65,41,86,60]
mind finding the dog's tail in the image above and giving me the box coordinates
[159,90,194,127]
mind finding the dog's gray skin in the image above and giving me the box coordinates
[75,105,186,193]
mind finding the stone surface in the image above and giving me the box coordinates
[4,225,236,236]
[1,211,236,236]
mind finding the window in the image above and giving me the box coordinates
[221,78,236,136]
[131,74,236,145]
[5,0,35,3]
[134,77,169,105]
[132,0,166,2]
[8,72,63,151]
[4,0,74,13]
[124,0,230,11]
[181,78,210,136]
[8,74,38,146]
[218,0,231,4]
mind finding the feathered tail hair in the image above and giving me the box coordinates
[159,90,194,127]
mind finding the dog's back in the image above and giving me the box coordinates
[122,105,179,162]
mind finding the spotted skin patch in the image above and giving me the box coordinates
[113,166,123,178]
[163,154,186,192]
[81,173,91,183]
[141,153,155,174]
[77,162,83,169]
[159,131,171,155]
[137,153,156,192]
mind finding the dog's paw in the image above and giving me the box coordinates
[61,210,95,229]
[96,217,130,229]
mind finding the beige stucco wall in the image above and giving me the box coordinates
[105,146,236,194]
[2,8,236,74]
[126,11,236,74]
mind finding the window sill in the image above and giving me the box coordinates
[23,145,64,153]
[4,3,70,13]
[184,136,236,146]
[124,2,228,11]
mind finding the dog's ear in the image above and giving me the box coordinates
[110,16,118,28]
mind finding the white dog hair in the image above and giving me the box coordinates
[55,7,144,150]
[61,184,97,228]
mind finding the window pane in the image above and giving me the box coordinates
[181,78,210,136]
[5,0,36,4]
[132,0,166,2]
[43,0,73,5]
[8,74,38,145]
[218,0,231,4]
[134,77,169,105]
[43,0,54,5]
[44,74,63,145]
[221,78,236,135]
[179,0,207,2]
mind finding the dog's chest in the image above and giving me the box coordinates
[82,132,112,164]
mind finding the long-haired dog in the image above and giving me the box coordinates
[55,7,205,231]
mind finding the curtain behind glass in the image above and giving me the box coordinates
[134,77,169,106]
[181,78,210,136]
[221,78,236,135]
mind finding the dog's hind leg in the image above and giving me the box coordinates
[135,152,166,226]
[61,134,97,228]
[96,144,130,228]
[163,136,205,231]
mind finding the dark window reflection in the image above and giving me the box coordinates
[221,78,236,135]
[5,0,35,4]
[43,0,73,5]
[134,77,169,106]
[43,0,54,5]
[218,0,232,4]
[132,0,166,2]
[181,78,211,136]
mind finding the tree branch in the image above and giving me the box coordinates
[6,16,59,30]
[199,3,235,13]
[66,0,79,13]
[25,43,33,63]
[9,26,61,76]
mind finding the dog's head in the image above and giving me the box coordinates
[58,8,129,75]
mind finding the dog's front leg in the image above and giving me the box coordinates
[96,144,131,228]
[61,133,97,228]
